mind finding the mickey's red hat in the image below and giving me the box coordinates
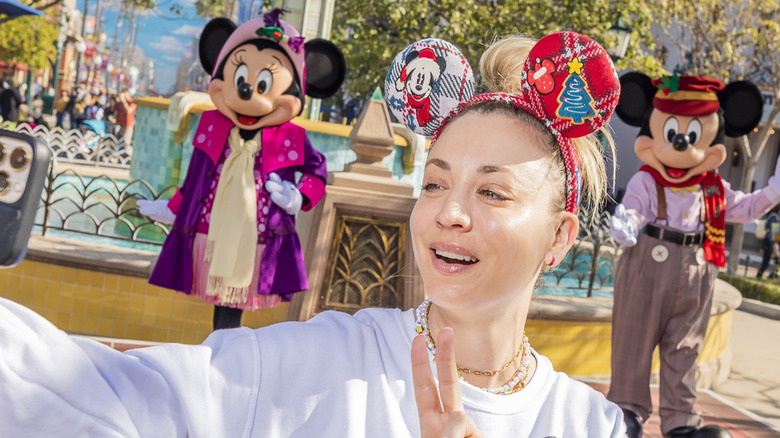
[652,74,725,116]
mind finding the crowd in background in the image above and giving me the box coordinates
[0,77,137,149]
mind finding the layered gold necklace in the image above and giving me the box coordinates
[415,299,532,395]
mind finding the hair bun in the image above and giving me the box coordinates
[521,32,620,139]
[384,39,475,137]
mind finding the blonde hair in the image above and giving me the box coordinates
[476,35,616,212]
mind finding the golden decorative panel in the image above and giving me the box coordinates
[320,214,407,313]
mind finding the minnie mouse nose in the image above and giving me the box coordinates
[238,83,254,100]
[672,133,690,151]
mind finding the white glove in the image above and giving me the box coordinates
[610,204,638,247]
[137,199,176,225]
[264,172,302,216]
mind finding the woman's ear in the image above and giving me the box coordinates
[615,72,656,127]
[304,39,346,99]
[718,81,763,137]
[549,212,579,267]
[199,18,237,76]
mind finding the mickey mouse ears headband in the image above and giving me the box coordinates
[384,32,620,214]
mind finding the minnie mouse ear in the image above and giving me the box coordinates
[520,32,620,139]
[384,39,474,137]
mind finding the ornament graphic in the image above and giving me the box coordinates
[555,57,597,124]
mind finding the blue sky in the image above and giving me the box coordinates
[76,0,209,93]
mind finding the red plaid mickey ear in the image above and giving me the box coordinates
[521,32,620,139]
[385,39,475,137]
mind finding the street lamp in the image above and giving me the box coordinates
[606,16,632,62]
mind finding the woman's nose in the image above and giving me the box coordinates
[435,200,472,231]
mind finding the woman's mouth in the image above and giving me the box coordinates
[664,166,689,179]
[434,249,479,264]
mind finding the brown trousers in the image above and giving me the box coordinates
[607,232,718,434]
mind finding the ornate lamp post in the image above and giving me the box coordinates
[606,16,632,62]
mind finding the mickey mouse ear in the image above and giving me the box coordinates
[521,32,620,139]
[384,39,475,137]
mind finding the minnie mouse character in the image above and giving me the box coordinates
[138,9,346,330]
[609,72,777,438]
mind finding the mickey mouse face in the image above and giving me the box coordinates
[208,44,302,130]
[635,109,726,183]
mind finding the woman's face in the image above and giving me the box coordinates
[410,111,568,313]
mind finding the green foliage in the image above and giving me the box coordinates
[0,11,58,72]
[331,0,662,100]
[718,272,780,306]
[647,0,780,85]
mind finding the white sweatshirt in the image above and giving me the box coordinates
[0,297,625,437]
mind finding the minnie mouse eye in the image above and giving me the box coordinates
[663,117,679,143]
[234,64,249,89]
[686,119,702,145]
[256,69,273,95]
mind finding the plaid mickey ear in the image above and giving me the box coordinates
[521,32,620,139]
[384,39,475,137]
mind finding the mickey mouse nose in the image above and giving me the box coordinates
[672,134,690,151]
[238,83,254,100]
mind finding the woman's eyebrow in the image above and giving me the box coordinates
[478,165,510,174]
[425,158,449,170]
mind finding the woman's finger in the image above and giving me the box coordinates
[411,334,443,415]
[435,328,464,413]
[442,410,473,438]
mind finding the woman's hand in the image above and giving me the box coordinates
[411,328,484,438]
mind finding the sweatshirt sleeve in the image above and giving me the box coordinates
[0,298,260,438]
[620,172,657,230]
[723,178,780,223]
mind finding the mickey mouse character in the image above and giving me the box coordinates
[138,9,345,330]
[395,48,446,128]
[609,72,779,438]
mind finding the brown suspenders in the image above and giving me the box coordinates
[654,182,706,223]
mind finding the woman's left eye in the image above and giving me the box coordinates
[479,189,507,201]
[256,69,273,94]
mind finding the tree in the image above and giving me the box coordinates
[647,0,780,275]
[0,6,59,73]
[330,0,665,102]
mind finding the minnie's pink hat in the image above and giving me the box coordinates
[212,9,307,94]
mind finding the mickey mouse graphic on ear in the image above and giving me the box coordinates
[139,9,346,330]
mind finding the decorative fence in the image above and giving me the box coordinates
[9,122,133,169]
[541,203,620,297]
[8,121,619,296]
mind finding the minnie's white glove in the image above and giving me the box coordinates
[137,199,176,225]
[265,172,302,216]
[610,204,638,247]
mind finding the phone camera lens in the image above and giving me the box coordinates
[10,147,29,170]
[0,143,6,163]
[0,171,9,195]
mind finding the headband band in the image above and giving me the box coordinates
[385,32,620,214]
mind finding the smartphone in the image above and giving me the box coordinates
[0,130,51,267]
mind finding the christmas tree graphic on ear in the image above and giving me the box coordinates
[556,57,597,124]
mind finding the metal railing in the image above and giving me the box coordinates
[543,204,620,297]
[9,122,132,168]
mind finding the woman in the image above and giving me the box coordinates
[0,33,625,437]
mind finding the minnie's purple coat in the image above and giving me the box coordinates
[149,110,327,301]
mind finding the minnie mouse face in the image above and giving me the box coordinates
[209,44,302,130]
[635,110,726,184]
[198,14,346,131]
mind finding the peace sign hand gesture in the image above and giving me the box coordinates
[411,328,484,438]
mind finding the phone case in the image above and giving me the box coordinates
[0,129,51,267]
